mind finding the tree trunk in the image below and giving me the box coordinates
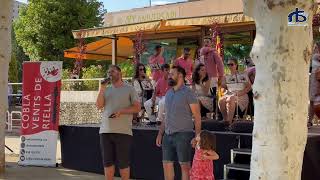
[242,0,316,180]
[0,0,13,174]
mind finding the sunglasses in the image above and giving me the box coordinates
[139,68,145,71]
[227,63,235,66]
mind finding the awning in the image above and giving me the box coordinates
[64,37,133,60]
[72,13,254,39]
[165,13,254,27]
[66,13,255,61]
[72,21,161,39]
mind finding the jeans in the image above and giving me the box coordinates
[162,131,194,163]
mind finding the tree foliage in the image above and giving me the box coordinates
[14,0,105,68]
[81,65,105,90]
[82,65,106,79]
[118,60,151,78]
[118,60,135,78]
[11,27,29,82]
[9,54,18,85]
[224,44,252,62]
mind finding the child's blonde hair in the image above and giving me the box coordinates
[199,130,216,151]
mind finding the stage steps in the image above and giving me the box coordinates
[224,147,252,179]
[231,148,251,164]
[225,163,250,171]
[232,148,251,155]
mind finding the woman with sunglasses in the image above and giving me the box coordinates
[219,58,252,124]
[133,63,153,106]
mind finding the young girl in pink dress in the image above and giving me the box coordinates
[190,130,219,180]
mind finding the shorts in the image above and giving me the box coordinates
[99,133,133,169]
[162,131,194,164]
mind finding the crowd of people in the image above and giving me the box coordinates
[134,38,255,126]
[95,38,320,179]
[95,37,256,180]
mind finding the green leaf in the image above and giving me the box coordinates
[14,0,105,69]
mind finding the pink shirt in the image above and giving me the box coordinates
[246,66,256,84]
[200,47,224,78]
[190,148,214,180]
[155,77,169,97]
[175,56,193,83]
[246,66,255,74]
[148,55,165,82]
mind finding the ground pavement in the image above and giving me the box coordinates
[3,135,107,180]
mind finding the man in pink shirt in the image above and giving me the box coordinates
[149,45,165,84]
[174,48,194,84]
[144,64,170,124]
[200,38,224,81]
[245,58,256,84]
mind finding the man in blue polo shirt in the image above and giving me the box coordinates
[156,66,201,180]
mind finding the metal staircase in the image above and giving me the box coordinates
[222,148,252,180]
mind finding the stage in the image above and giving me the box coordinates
[59,123,320,180]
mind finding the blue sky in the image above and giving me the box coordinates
[17,0,187,12]
[102,0,187,12]
[17,0,27,3]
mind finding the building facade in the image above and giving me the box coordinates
[12,0,27,21]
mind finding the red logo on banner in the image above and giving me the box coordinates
[22,62,62,135]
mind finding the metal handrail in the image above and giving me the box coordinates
[10,111,22,130]
[8,94,22,96]
[9,83,22,85]
[8,77,132,84]
[61,78,132,90]
[6,111,22,132]
[6,111,11,131]
[8,77,133,91]
[61,78,104,82]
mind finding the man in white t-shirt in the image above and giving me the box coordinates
[96,65,141,180]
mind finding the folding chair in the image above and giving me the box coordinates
[136,89,154,123]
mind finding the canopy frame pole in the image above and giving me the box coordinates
[112,34,118,65]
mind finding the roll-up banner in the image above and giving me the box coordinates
[19,61,62,167]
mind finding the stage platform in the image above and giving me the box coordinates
[308,125,320,136]
[132,123,320,136]
[59,123,320,180]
